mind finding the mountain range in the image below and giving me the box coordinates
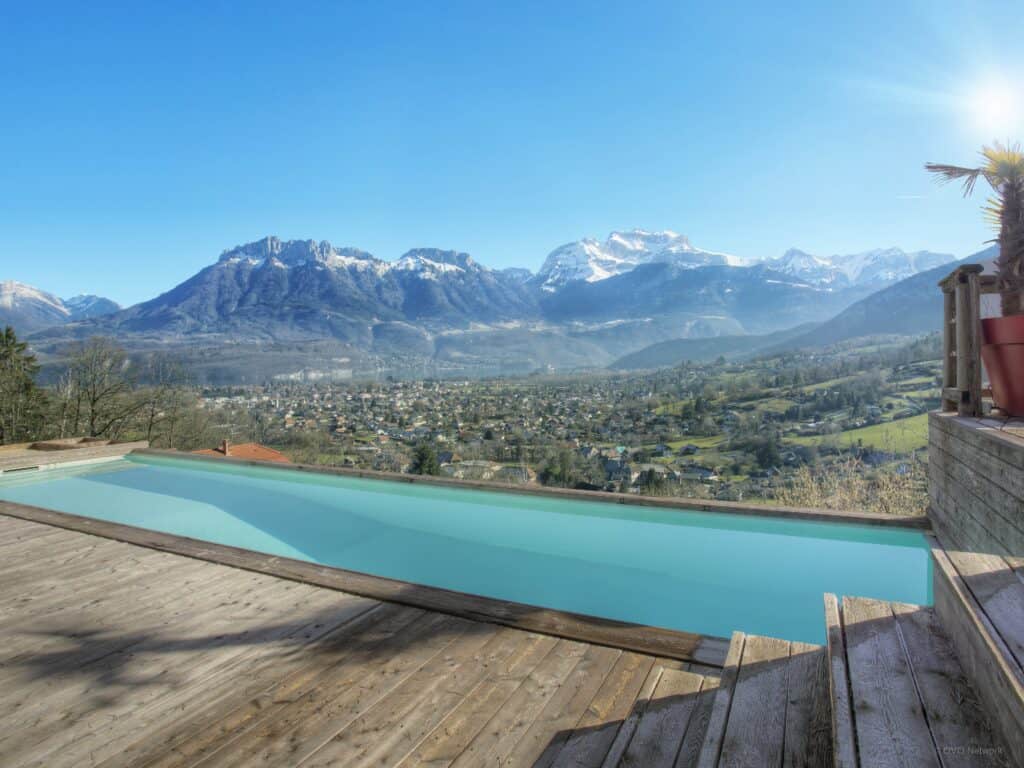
[0,281,120,334]
[608,244,998,370]
[779,245,998,349]
[532,231,952,293]
[760,247,953,289]
[2,231,976,381]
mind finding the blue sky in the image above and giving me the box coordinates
[1,0,1021,305]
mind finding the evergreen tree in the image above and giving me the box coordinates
[0,326,44,444]
[410,442,441,475]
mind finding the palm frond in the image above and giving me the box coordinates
[982,196,1004,230]
[924,162,984,196]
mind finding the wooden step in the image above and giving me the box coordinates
[931,543,1024,762]
[825,593,1011,767]
[696,630,831,767]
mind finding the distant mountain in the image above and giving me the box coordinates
[760,247,954,289]
[532,230,744,292]
[538,262,880,334]
[74,237,538,341]
[763,249,843,285]
[0,281,119,333]
[64,294,121,321]
[498,267,533,285]
[779,245,998,349]
[610,324,819,370]
[531,232,953,293]
[0,281,68,333]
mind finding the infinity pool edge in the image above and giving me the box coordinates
[134,448,931,529]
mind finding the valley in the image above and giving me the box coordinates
[203,333,941,515]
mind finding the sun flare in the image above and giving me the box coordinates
[967,81,1021,135]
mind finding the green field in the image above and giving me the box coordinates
[753,397,797,414]
[894,375,937,387]
[663,435,728,450]
[799,375,863,393]
[786,413,929,453]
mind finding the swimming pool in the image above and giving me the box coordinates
[0,454,932,644]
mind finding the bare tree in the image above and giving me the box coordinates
[60,338,144,438]
[136,353,192,446]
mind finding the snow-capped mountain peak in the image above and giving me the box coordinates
[216,239,490,281]
[63,294,121,320]
[0,282,120,333]
[0,280,68,315]
[392,249,480,279]
[532,228,955,293]
[534,229,742,291]
[768,246,955,287]
[218,237,379,270]
[775,248,833,271]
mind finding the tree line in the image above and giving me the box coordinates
[0,327,216,449]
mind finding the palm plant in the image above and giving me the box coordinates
[926,141,1024,316]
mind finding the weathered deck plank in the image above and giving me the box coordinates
[716,634,792,768]
[945,549,1024,671]
[502,643,624,767]
[783,641,832,768]
[1,579,365,766]
[890,602,1010,768]
[695,631,746,768]
[543,651,656,768]
[833,595,1011,768]
[617,666,705,768]
[296,622,515,768]
[843,596,941,768]
[824,594,858,768]
[395,633,561,767]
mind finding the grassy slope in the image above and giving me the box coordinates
[786,413,929,453]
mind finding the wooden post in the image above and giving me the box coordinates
[965,269,983,415]
[954,267,984,417]
[942,290,957,412]
[955,278,969,414]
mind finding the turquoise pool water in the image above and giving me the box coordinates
[0,455,932,644]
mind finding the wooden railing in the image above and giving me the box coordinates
[938,264,998,416]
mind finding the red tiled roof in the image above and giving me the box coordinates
[193,443,291,463]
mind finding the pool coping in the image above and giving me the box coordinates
[0,440,149,473]
[134,448,931,529]
[0,499,731,667]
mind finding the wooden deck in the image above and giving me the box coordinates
[696,631,832,767]
[826,594,1012,767]
[0,514,839,768]
[931,545,1024,762]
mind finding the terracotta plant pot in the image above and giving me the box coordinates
[981,315,1024,416]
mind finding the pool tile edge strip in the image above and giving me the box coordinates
[135,448,931,529]
[0,500,731,668]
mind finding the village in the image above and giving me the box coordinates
[195,334,940,507]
